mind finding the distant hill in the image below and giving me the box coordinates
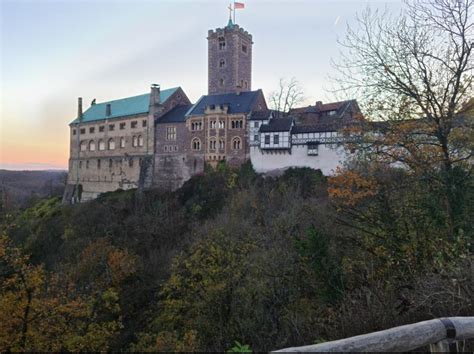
[0,170,67,209]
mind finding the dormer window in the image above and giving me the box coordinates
[328,110,336,116]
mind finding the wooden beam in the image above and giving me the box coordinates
[273,317,474,352]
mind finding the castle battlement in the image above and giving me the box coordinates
[208,25,252,40]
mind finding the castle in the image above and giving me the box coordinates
[63,17,361,203]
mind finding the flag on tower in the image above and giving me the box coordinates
[234,2,245,9]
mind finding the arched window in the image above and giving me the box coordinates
[219,59,225,68]
[232,137,241,150]
[220,78,224,87]
[192,138,201,151]
[89,140,96,151]
[108,138,115,150]
[120,137,125,148]
[219,139,225,150]
[132,136,138,147]
[209,138,216,150]
[138,135,144,147]
[98,139,105,151]
[80,141,87,151]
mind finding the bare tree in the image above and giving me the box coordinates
[269,77,305,116]
[332,0,473,231]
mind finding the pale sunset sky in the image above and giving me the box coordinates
[0,0,401,170]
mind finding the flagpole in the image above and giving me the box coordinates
[233,0,236,24]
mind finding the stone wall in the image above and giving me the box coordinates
[208,25,253,94]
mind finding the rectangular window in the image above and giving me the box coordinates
[274,135,279,145]
[120,122,126,130]
[80,128,86,134]
[254,134,259,142]
[99,126,105,132]
[97,159,101,169]
[242,44,247,53]
[109,124,115,131]
[131,121,137,129]
[89,127,95,134]
[264,135,270,145]
[254,121,260,128]
[166,126,177,140]
[142,120,147,127]
[73,129,77,135]
[308,144,319,156]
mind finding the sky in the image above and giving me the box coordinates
[0,0,401,170]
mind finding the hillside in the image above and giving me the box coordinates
[0,164,472,351]
[0,170,67,209]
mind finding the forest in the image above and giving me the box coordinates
[0,160,473,351]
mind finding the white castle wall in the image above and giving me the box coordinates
[250,143,347,176]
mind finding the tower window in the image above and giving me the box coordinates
[218,37,226,50]
[219,59,226,68]
[220,78,225,87]
[242,44,247,53]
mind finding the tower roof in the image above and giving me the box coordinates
[227,18,234,29]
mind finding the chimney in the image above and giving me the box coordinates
[106,103,111,117]
[315,101,323,109]
[150,83,161,106]
[77,97,83,121]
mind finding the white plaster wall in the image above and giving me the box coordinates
[250,143,348,176]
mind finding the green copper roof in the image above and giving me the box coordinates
[71,87,179,124]
[227,18,234,28]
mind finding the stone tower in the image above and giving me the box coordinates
[208,19,253,95]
